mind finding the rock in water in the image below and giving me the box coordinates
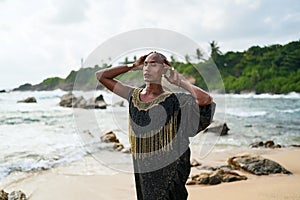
[59,93,107,109]
[17,97,37,103]
[206,121,230,136]
[94,94,107,109]
[100,131,126,152]
[100,131,120,143]
[59,92,76,107]
[113,142,124,151]
[228,154,292,175]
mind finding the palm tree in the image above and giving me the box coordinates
[195,48,205,62]
[210,40,222,59]
[170,55,176,63]
[184,54,191,63]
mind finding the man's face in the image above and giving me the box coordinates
[143,53,166,83]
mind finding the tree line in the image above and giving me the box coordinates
[16,40,300,94]
[173,40,300,93]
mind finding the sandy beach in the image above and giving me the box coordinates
[1,147,299,200]
[188,147,300,200]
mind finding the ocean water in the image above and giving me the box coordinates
[0,90,299,181]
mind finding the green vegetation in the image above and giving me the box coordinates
[27,65,107,91]
[41,77,63,88]
[221,40,300,93]
[174,40,300,94]
[19,40,300,93]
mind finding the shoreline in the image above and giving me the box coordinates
[1,147,300,200]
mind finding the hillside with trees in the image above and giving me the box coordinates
[174,40,300,93]
[214,40,300,93]
[13,40,300,94]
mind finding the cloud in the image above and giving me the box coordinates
[0,0,299,89]
[49,0,90,25]
[114,0,299,49]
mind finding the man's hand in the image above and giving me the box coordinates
[163,64,182,86]
[130,54,148,70]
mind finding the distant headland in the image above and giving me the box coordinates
[11,40,300,94]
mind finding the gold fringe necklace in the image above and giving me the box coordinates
[128,88,178,159]
[129,111,178,159]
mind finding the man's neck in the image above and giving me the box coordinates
[143,83,164,95]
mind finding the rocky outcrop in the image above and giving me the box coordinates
[113,142,125,151]
[0,190,8,200]
[93,95,107,109]
[291,144,300,147]
[7,191,26,200]
[190,158,201,167]
[250,140,282,148]
[12,66,106,91]
[59,92,76,107]
[0,190,27,200]
[13,83,34,91]
[187,169,247,185]
[17,97,37,103]
[206,121,230,136]
[72,96,88,108]
[100,131,120,143]
[188,152,293,186]
[228,154,292,175]
[100,131,129,153]
[59,93,107,109]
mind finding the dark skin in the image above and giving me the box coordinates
[95,52,212,105]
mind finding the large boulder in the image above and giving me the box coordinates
[100,131,120,143]
[94,94,107,109]
[228,154,292,175]
[0,190,8,200]
[72,96,87,108]
[59,93,107,109]
[206,121,230,136]
[0,190,27,200]
[59,92,76,107]
[100,131,126,152]
[187,169,247,185]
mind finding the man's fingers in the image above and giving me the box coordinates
[174,70,178,81]
[164,74,170,82]
[169,68,174,77]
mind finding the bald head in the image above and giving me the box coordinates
[145,52,169,65]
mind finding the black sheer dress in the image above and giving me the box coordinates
[128,88,215,200]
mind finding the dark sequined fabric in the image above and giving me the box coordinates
[128,88,215,200]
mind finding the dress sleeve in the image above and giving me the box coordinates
[176,93,216,137]
[126,88,135,102]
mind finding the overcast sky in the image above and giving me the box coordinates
[0,0,299,90]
